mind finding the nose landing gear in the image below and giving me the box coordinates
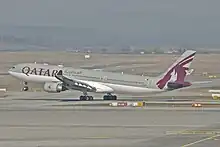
[22,81,29,91]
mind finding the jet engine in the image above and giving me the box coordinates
[167,81,192,90]
[43,82,66,93]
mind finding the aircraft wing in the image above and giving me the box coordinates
[55,70,97,92]
[55,70,114,93]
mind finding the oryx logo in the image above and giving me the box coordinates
[156,52,195,89]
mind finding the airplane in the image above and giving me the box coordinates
[8,50,198,101]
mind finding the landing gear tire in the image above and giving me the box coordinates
[88,96,93,101]
[103,95,117,100]
[22,81,29,91]
[79,95,94,101]
[22,86,29,91]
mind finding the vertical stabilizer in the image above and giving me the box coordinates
[156,50,196,90]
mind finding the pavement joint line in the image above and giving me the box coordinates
[0,124,206,128]
[181,134,220,147]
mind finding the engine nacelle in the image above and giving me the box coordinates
[167,81,192,90]
[43,82,66,93]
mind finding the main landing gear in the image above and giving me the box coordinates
[79,92,94,101]
[22,81,29,91]
[79,92,117,101]
[103,93,117,100]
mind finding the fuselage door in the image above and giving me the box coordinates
[144,78,150,87]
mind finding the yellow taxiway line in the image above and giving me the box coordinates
[181,134,220,147]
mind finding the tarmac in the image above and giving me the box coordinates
[0,92,220,147]
[0,51,220,146]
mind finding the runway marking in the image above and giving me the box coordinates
[166,130,220,135]
[181,134,220,147]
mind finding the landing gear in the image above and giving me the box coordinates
[22,86,29,91]
[79,95,94,101]
[78,92,117,101]
[22,81,29,91]
[79,92,94,101]
[103,93,117,100]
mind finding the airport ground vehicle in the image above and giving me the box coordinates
[212,94,220,100]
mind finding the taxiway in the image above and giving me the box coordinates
[0,92,220,147]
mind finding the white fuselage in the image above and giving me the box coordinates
[9,71,164,94]
[8,50,197,95]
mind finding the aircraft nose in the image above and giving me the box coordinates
[8,69,14,76]
[8,69,13,75]
[8,71,12,75]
